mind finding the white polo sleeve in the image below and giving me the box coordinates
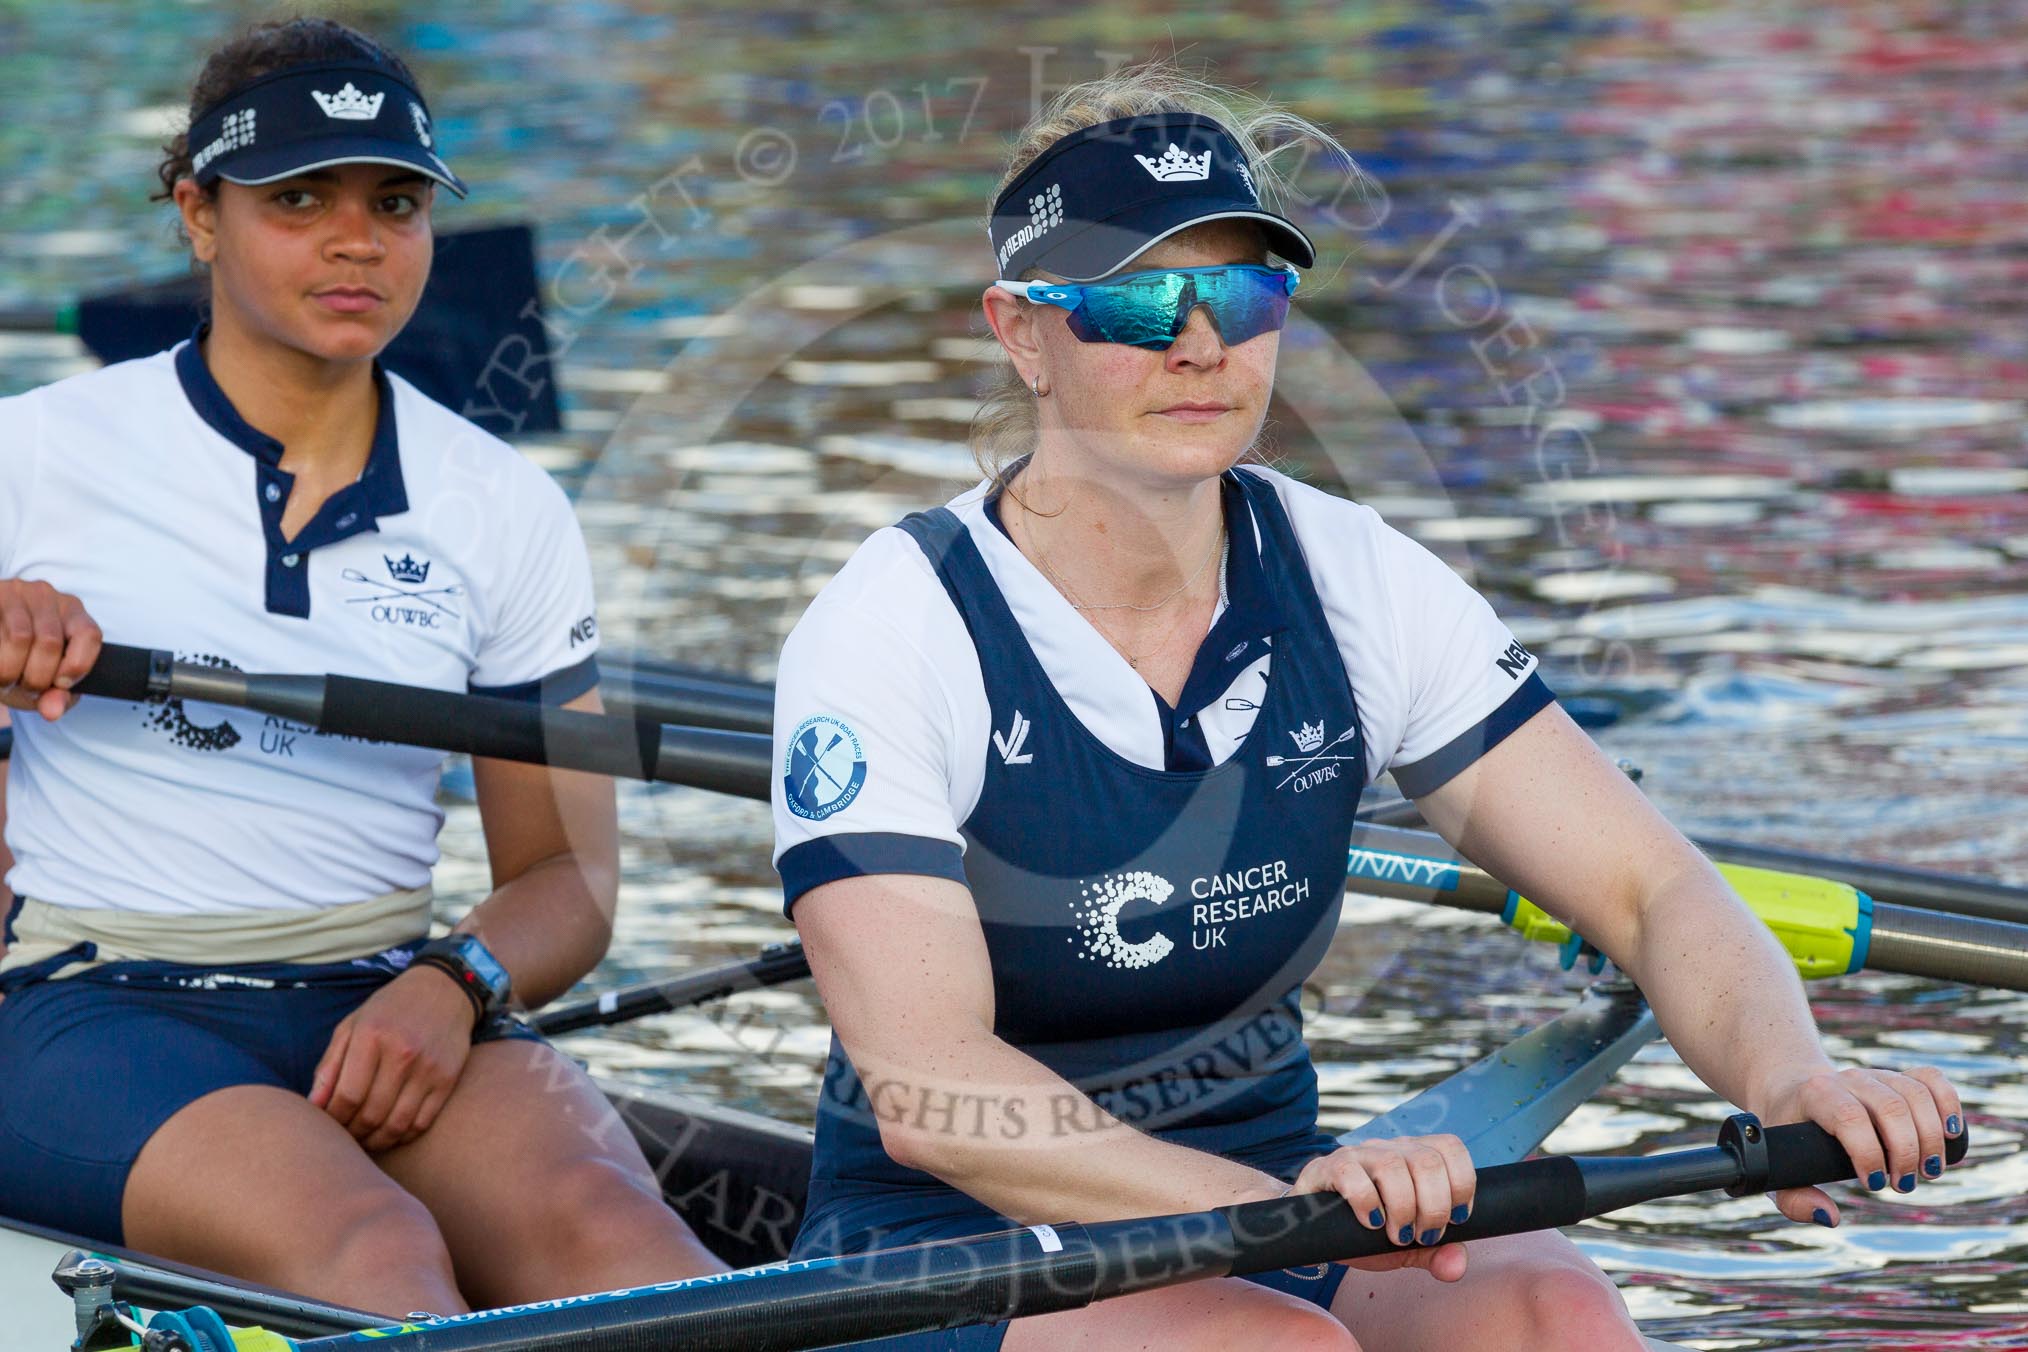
[467,461,601,703]
[1370,519,1553,797]
[0,391,41,577]
[771,526,987,916]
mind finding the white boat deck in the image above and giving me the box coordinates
[3,1223,85,1348]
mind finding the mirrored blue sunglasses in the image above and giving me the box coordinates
[994,264,1300,350]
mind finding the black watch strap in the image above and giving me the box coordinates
[414,953,489,1028]
[413,934,513,1029]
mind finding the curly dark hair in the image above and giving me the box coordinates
[152,16,421,203]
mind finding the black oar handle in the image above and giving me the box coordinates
[70,641,168,702]
[1208,1114,1972,1278]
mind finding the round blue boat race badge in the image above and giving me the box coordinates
[784,715,868,821]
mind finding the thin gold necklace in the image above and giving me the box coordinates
[1017,509,1228,669]
[1020,507,1224,614]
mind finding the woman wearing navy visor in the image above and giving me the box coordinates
[772,65,1961,1350]
[0,18,723,1314]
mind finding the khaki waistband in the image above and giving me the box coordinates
[0,887,434,981]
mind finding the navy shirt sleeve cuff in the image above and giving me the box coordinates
[1390,671,1556,799]
[469,653,601,705]
[779,833,968,916]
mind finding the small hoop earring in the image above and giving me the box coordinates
[1031,373,1047,398]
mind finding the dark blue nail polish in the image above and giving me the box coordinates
[1894,1173,1916,1193]
[1811,1208,1834,1228]
[1397,1225,1413,1244]
[1368,1208,1384,1228]
[1946,1114,1962,1136]
[1450,1204,1470,1224]
[1866,1170,1886,1191]
[1419,1228,1442,1246]
[1924,1155,1942,1179]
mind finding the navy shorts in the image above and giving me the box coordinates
[0,935,538,1246]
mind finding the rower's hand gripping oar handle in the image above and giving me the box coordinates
[1210,1113,1971,1277]
[70,641,167,702]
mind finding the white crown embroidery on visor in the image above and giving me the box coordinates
[1135,143,1213,182]
[312,82,384,120]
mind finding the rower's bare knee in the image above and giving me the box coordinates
[1008,1276,1357,1352]
[1270,1301,1361,1351]
[1181,1296,1355,1352]
[537,1155,660,1233]
[319,1187,460,1312]
[528,1154,715,1273]
[1508,1257,1640,1350]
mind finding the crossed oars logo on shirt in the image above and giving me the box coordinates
[341,558,466,618]
[1263,723,1358,791]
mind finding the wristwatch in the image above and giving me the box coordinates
[414,934,513,1028]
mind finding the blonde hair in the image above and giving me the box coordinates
[969,60,1368,486]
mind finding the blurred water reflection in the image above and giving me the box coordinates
[5,2,2024,1344]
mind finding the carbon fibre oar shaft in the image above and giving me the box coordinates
[531,942,812,1035]
[72,643,770,801]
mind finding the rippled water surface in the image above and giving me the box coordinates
[5,2,2025,1345]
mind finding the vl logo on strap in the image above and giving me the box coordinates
[785,715,868,821]
[993,709,1035,766]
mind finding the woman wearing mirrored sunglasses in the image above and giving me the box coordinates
[771,62,1958,1352]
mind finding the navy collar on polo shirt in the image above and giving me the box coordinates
[985,468,1288,770]
[175,326,410,618]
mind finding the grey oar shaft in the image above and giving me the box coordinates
[1346,823,1512,915]
[1868,903,2028,992]
[1346,825,2028,993]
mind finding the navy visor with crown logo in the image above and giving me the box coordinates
[186,60,466,198]
[988,113,1314,282]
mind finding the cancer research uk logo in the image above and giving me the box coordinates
[1069,859,1313,972]
[784,715,868,821]
[1071,871,1177,971]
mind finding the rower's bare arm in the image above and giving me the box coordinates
[1415,702,1963,1222]
[309,688,620,1151]
[465,687,622,1009]
[0,578,100,722]
[796,871,1471,1275]
[799,871,1292,1222]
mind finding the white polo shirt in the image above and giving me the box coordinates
[772,463,1550,905]
[0,337,600,914]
